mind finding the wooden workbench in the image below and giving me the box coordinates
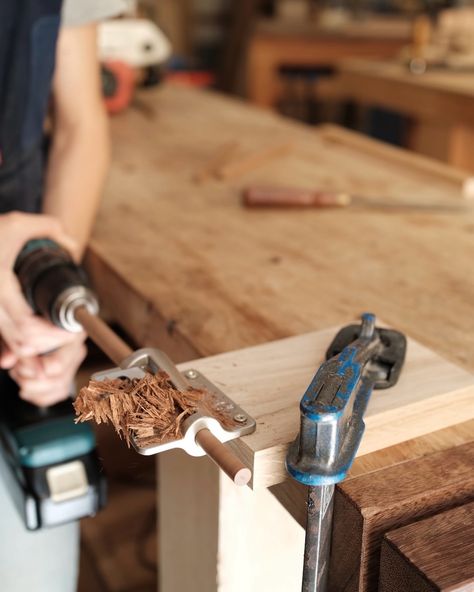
[337,58,474,171]
[246,17,411,108]
[86,86,474,591]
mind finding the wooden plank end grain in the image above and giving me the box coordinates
[328,442,474,592]
[379,500,474,592]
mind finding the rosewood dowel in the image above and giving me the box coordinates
[74,306,251,486]
[243,186,351,208]
[74,306,132,366]
[195,428,251,486]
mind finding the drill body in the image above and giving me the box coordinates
[0,239,106,530]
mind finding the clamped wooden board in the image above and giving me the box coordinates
[160,322,474,591]
[184,322,474,490]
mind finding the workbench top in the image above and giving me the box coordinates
[87,85,474,373]
[87,86,474,590]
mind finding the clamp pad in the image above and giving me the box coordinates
[326,324,406,389]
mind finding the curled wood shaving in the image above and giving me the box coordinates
[74,371,207,447]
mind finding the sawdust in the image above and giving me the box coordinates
[74,371,211,448]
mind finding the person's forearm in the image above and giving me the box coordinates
[42,110,110,260]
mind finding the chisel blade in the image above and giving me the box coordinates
[351,195,471,212]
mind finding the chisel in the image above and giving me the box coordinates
[243,185,470,212]
[286,313,406,590]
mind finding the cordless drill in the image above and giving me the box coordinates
[0,239,106,530]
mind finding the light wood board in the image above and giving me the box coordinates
[178,322,474,489]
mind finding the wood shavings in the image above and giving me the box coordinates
[74,371,208,448]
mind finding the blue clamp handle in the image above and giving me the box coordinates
[286,313,406,486]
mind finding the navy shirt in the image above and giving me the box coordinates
[0,0,63,214]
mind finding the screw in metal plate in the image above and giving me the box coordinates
[233,414,247,424]
[185,369,198,379]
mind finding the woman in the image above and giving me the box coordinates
[0,1,125,590]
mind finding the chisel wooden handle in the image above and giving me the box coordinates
[243,186,351,208]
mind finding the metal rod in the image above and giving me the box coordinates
[74,306,251,486]
[302,484,335,592]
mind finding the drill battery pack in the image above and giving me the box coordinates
[0,373,106,530]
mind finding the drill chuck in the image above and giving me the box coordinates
[15,239,99,332]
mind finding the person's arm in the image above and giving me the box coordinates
[42,23,110,259]
[2,25,110,405]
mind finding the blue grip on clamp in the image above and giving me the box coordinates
[286,313,406,486]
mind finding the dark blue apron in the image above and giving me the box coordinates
[0,0,63,214]
[0,0,63,400]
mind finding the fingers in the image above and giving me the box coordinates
[0,275,81,360]
[0,313,80,363]
[0,211,78,265]
[0,274,40,358]
[16,316,80,353]
[9,336,87,407]
[0,340,17,369]
[0,211,79,359]
[12,356,45,380]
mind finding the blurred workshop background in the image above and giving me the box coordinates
[80,2,474,591]
[99,0,474,168]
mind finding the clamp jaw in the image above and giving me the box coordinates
[92,348,256,457]
[286,313,406,486]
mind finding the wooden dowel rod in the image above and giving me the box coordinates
[195,428,251,486]
[74,306,252,486]
[74,306,133,366]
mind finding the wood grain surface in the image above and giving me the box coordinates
[84,87,474,591]
[86,86,474,372]
[328,442,474,592]
[379,500,474,592]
